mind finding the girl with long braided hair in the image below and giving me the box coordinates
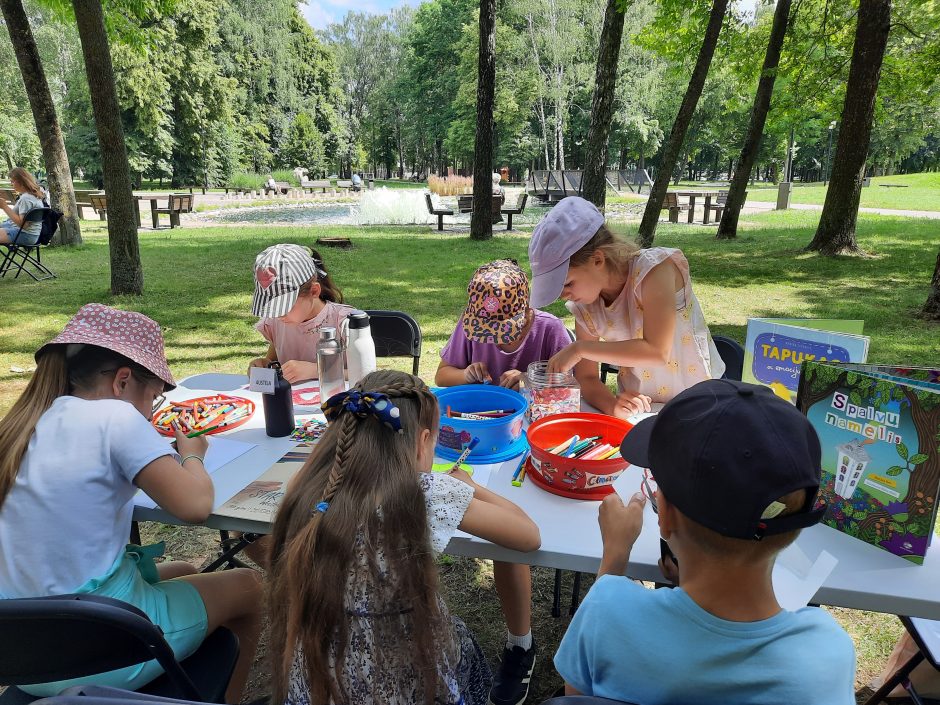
[268,370,540,705]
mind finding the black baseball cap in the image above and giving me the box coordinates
[620,379,826,540]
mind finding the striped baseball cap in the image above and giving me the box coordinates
[251,244,318,318]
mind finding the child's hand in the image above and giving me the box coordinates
[611,391,652,418]
[172,422,209,463]
[464,362,492,384]
[447,467,476,486]
[247,357,269,375]
[281,360,317,384]
[547,342,582,374]
[599,492,646,551]
[498,369,523,389]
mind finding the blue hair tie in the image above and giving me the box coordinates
[314,501,329,514]
[321,390,403,433]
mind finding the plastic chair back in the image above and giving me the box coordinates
[540,696,638,704]
[364,310,422,376]
[0,594,201,701]
[712,335,744,381]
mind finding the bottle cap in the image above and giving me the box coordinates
[348,310,370,330]
[319,326,337,341]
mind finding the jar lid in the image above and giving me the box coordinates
[319,326,337,341]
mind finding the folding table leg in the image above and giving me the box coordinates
[862,651,925,705]
[202,530,261,572]
[569,572,583,615]
[552,569,562,618]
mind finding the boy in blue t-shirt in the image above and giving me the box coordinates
[554,379,857,705]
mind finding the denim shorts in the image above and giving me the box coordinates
[1,220,40,245]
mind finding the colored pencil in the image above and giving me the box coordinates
[550,435,578,454]
[450,437,480,471]
[512,462,528,487]
[511,450,530,481]
[561,436,581,457]
[580,444,613,461]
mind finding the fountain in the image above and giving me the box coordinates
[354,188,436,225]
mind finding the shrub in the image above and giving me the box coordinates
[229,171,266,190]
[272,169,301,186]
[428,175,473,196]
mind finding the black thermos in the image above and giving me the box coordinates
[263,363,294,437]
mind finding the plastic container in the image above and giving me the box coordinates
[263,363,295,437]
[316,326,345,401]
[433,385,528,463]
[525,412,634,499]
[522,361,581,421]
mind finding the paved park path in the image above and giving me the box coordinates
[745,199,940,220]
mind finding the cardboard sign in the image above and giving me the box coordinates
[248,366,277,394]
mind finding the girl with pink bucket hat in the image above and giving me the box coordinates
[528,197,725,417]
[0,304,261,703]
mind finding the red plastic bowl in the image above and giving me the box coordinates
[526,412,634,499]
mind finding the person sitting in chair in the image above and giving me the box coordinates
[0,167,45,246]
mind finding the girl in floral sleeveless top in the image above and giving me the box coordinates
[267,370,540,705]
[528,197,724,418]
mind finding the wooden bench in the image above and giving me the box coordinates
[501,193,528,230]
[335,180,353,194]
[89,193,142,227]
[663,192,690,223]
[264,181,291,196]
[301,179,332,193]
[152,193,192,229]
[457,194,473,213]
[73,189,102,219]
[706,190,748,222]
[0,188,14,202]
[425,193,453,231]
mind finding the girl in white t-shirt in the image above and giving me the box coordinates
[267,370,540,705]
[0,304,261,703]
[0,167,45,245]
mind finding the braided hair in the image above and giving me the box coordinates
[268,370,450,705]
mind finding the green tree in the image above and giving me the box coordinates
[471,0,496,241]
[283,112,325,173]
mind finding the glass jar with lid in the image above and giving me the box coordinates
[523,361,581,421]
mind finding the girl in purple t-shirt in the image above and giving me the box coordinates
[435,259,571,390]
[434,259,570,705]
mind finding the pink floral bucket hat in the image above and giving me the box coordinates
[36,303,176,390]
[460,260,530,345]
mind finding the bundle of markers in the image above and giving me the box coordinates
[153,395,255,438]
[548,434,622,461]
[445,406,516,420]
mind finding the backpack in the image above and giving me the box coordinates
[39,198,62,245]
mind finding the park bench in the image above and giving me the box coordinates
[706,190,748,222]
[457,194,473,213]
[663,192,691,223]
[73,189,103,219]
[335,179,353,194]
[264,181,291,196]
[425,193,453,231]
[152,193,192,229]
[0,188,16,202]
[501,193,528,230]
[879,184,909,188]
[302,179,332,193]
[454,193,506,222]
[90,193,109,220]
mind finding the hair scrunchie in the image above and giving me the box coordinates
[322,390,403,434]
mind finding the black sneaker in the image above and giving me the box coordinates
[489,641,537,705]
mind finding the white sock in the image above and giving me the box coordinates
[507,630,533,651]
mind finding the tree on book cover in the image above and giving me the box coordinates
[797,362,940,564]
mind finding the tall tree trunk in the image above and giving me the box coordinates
[470,0,495,241]
[581,0,625,209]
[923,251,940,320]
[806,0,891,255]
[72,0,142,294]
[717,0,791,239]
[555,72,566,171]
[637,0,728,247]
[1,0,82,246]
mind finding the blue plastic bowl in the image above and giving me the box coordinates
[433,385,529,464]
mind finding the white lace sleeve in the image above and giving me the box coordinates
[418,472,475,555]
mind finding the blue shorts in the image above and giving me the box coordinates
[19,547,209,696]
[1,220,40,245]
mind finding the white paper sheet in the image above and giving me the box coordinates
[136,436,258,510]
[773,544,839,611]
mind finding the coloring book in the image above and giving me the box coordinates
[797,362,940,564]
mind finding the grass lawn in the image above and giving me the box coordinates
[1,210,937,702]
[744,172,940,211]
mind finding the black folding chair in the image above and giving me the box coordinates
[34,691,204,705]
[864,616,940,705]
[0,208,56,281]
[364,310,422,375]
[0,594,238,705]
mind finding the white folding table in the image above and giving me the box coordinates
[133,373,940,619]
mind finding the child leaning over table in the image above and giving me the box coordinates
[435,258,569,705]
[0,304,262,704]
[267,370,540,705]
[554,379,857,705]
[248,243,355,384]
